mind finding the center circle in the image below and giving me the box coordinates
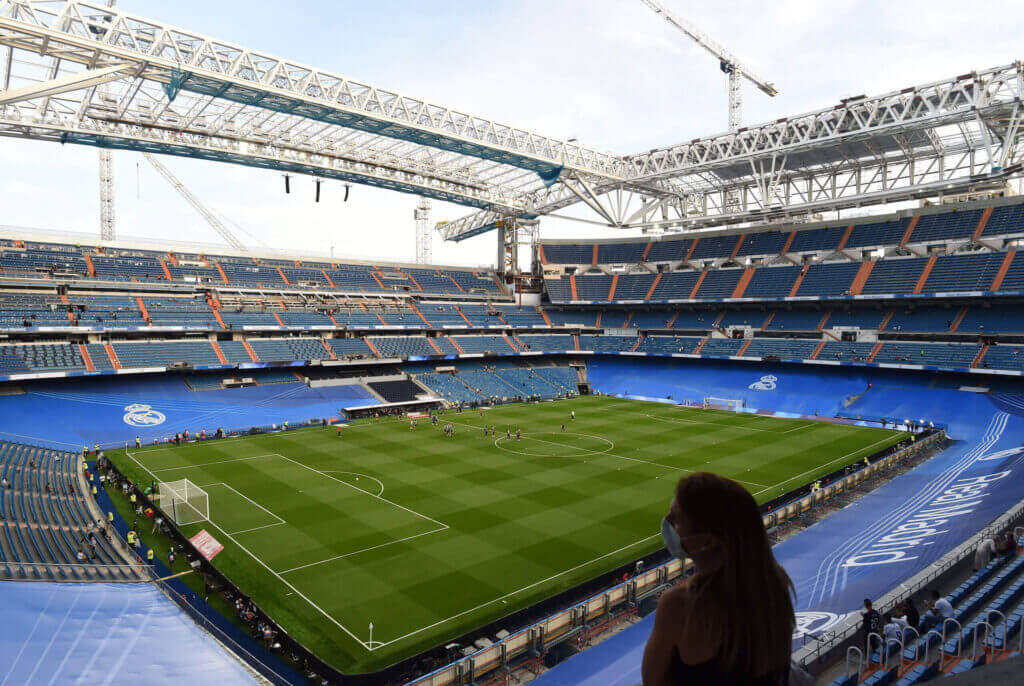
[494,432,614,458]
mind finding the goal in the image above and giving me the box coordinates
[158,479,209,525]
[703,396,744,411]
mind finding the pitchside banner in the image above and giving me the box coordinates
[778,407,1024,638]
[189,529,224,560]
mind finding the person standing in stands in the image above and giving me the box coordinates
[643,473,795,686]
[861,599,881,643]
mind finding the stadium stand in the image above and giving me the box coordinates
[0,441,141,581]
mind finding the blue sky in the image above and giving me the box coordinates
[2,0,1023,266]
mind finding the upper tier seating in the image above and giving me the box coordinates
[817,341,877,362]
[736,231,788,257]
[981,345,1024,371]
[787,225,846,253]
[744,266,801,298]
[764,310,823,331]
[0,441,141,581]
[579,335,640,352]
[451,335,516,354]
[0,343,86,372]
[651,271,701,300]
[742,339,820,359]
[957,304,1024,333]
[696,269,742,298]
[518,335,575,352]
[368,337,438,358]
[112,340,222,367]
[921,252,1004,293]
[647,239,692,262]
[982,203,1024,236]
[910,208,982,243]
[597,243,645,264]
[796,262,860,296]
[0,292,69,328]
[845,218,910,249]
[860,258,928,295]
[542,244,595,264]
[877,342,981,367]
[885,307,961,333]
[145,296,221,329]
[698,338,745,356]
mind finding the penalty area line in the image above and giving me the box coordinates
[122,448,374,651]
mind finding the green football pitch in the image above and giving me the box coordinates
[110,395,907,673]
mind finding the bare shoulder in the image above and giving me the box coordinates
[657,580,690,617]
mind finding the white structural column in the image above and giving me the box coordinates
[98,148,115,240]
[415,197,432,265]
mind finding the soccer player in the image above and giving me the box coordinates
[506,428,511,440]
[561,423,566,432]
[515,428,521,441]
[570,410,575,421]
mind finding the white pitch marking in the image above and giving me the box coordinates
[372,534,661,649]
[121,448,374,650]
[268,453,447,530]
[752,434,901,496]
[149,453,278,473]
[278,527,448,575]
[320,471,385,497]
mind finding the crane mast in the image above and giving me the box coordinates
[142,153,247,252]
[638,0,777,131]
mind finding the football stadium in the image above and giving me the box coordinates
[1,2,1024,685]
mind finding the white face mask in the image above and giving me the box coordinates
[661,516,687,561]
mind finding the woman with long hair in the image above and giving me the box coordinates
[642,472,795,685]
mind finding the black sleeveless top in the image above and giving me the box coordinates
[668,647,790,685]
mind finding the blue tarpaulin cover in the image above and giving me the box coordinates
[0,581,259,685]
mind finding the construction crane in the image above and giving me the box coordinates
[639,0,777,131]
[142,153,247,251]
[98,0,116,240]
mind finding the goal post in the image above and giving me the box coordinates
[703,396,744,411]
[158,479,209,525]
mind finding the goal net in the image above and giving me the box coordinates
[703,396,744,411]
[158,479,209,525]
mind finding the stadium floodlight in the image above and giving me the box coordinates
[158,479,209,526]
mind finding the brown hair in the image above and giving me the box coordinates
[675,472,795,677]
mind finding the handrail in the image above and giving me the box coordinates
[940,618,963,670]
[924,629,945,666]
[845,646,863,680]
[973,622,992,661]
[987,609,1007,653]
[866,632,885,667]
[899,626,920,675]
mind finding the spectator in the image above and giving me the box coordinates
[900,597,920,630]
[929,590,953,620]
[643,473,794,685]
[993,530,1013,557]
[861,599,881,643]
[974,536,998,570]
